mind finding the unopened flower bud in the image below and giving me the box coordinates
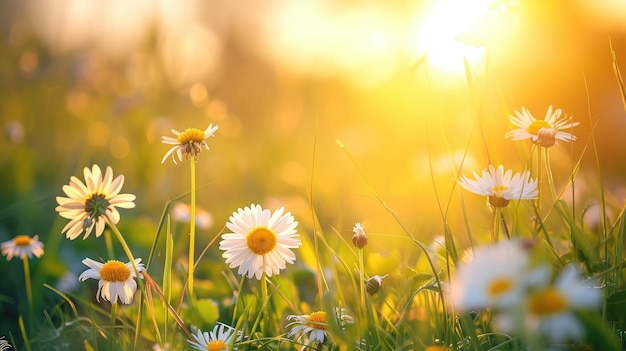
[352,222,368,249]
[366,274,389,295]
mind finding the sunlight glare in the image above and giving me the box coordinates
[411,0,491,72]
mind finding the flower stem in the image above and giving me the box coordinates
[22,255,34,331]
[536,146,543,212]
[105,217,146,349]
[110,302,118,350]
[491,206,501,242]
[261,269,269,335]
[543,147,557,201]
[104,229,115,259]
[358,247,366,310]
[189,156,196,300]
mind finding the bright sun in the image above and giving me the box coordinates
[410,0,492,72]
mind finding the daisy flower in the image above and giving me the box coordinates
[1,235,44,260]
[78,257,145,304]
[0,336,11,351]
[497,264,602,343]
[219,204,301,280]
[188,322,242,351]
[448,239,531,311]
[287,308,353,345]
[505,106,579,147]
[161,124,219,164]
[55,165,136,240]
[459,164,537,207]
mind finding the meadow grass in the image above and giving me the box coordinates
[2,46,626,351]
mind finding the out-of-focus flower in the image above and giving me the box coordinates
[0,336,11,351]
[505,106,579,147]
[219,204,301,279]
[366,274,389,295]
[171,202,213,229]
[78,257,144,304]
[5,120,24,144]
[1,235,44,260]
[448,239,531,311]
[496,264,602,343]
[351,222,368,249]
[459,164,537,207]
[188,323,241,351]
[161,124,219,164]
[55,165,136,240]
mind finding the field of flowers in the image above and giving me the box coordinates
[2,1,626,351]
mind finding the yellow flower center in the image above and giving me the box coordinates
[526,120,552,135]
[246,227,277,255]
[488,277,513,297]
[100,260,131,282]
[14,235,32,246]
[306,311,327,330]
[528,288,568,316]
[176,128,205,143]
[491,185,508,197]
[207,340,227,351]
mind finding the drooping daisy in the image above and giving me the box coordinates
[219,204,301,280]
[161,124,219,164]
[448,239,531,311]
[497,264,602,343]
[505,106,579,147]
[55,165,136,240]
[459,164,537,207]
[0,336,11,351]
[287,308,353,345]
[1,235,44,260]
[188,322,242,351]
[78,257,145,304]
[366,274,389,295]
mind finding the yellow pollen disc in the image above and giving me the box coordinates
[491,185,508,195]
[488,278,513,296]
[527,120,552,135]
[306,311,327,330]
[176,128,205,143]
[100,260,131,282]
[14,235,32,246]
[207,340,227,351]
[246,227,277,255]
[528,288,568,316]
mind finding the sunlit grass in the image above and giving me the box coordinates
[2,5,626,350]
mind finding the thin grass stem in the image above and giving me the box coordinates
[188,156,197,300]
[18,315,32,351]
[22,255,34,332]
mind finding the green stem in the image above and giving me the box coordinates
[22,255,34,332]
[189,156,196,300]
[491,207,501,242]
[536,146,543,212]
[105,217,145,349]
[261,268,269,335]
[104,229,115,259]
[358,248,366,311]
[110,302,118,350]
[543,147,557,201]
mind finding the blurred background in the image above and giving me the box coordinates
[2,0,626,329]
